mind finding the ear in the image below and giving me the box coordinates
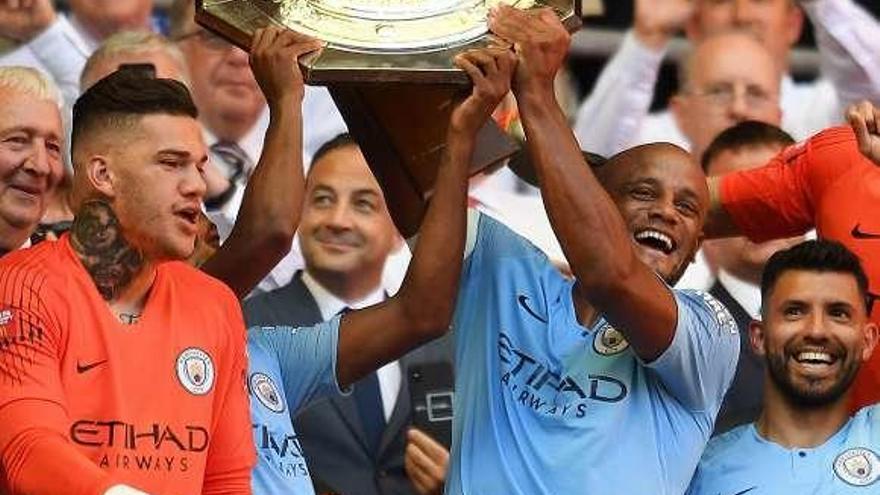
[749,319,766,356]
[784,5,805,48]
[861,321,879,363]
[85,155,117,199]
[684,10,704,42]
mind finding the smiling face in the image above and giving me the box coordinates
[298,144,397,289]
[600,144,709,285]
[0,89,63,249]
[101,114,208,261]
[754,270,877,406]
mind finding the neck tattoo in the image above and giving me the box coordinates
[70,200,145,301]
[118,312,141,325]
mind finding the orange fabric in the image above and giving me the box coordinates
[0,236,255,494]
[720,126,880,411]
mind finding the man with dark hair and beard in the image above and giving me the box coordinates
[688,240,880,494]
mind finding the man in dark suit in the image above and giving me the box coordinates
[244,134,454,495]
[700,121,803,434]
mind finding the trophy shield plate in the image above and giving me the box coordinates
[196,0,582,236]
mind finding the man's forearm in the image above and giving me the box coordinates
[202,100,304,297]
[520,89,640,293]
[397,127,472,334]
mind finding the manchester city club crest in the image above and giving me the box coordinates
[249,372,285,413]
[834,448,880,486]
[593,323,630,356]
[176,347,215,396]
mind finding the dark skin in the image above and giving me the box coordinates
[489,5,708,362]
[199,28,322,298]
[334,45,516,386]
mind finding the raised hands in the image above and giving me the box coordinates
[634,0,694,49]
[487,4,570,98]
[0,0,55,42]
[846,100,880,166]
[450,44,517,136]
[249,26,323,107]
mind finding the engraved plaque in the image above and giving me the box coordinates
[196,0,582,236]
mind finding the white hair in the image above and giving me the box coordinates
[0,66,62,107]
[82,30,192,89]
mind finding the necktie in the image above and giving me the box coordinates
[210,141,251,183]
[338,307,386,453]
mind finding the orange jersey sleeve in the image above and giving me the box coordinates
[201,285,255,494]
[719,126,858,243]
[0,247,117,495]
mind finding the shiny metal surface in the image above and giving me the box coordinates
[196,0,581,84]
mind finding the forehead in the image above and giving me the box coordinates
[770,270,865,308]
[307,146,382,194]
[90,51,186,88]
[690,35,779,88]
[611,146,707,196]
[707,145,782,176]
[0,90,61,136]
[128,113,205,154]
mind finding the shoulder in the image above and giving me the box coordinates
[167,261,238,303]
[674,289,738,336]
[700,423,754,468]
[0,241,65,293]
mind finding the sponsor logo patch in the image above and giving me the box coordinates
[834,448,880,486]
[250,372,285,413]
[176,348,215,395]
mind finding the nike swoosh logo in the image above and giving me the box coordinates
[76,359,107,374]
[852,224,880,240]
[725,487,757,495]
[517,295,548,323]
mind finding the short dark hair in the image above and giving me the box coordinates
[761,240,871,314]
[701,121,794,172]
[310,133,358,169]
[71,68,198,158]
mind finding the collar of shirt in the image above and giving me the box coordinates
[301,270,401,421]
[202,107,270,179]
[718,269,762,320]
[301,270,386,321]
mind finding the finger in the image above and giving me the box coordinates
[250,28,266,59]
[454,55,488,87]
[405,444,435,493]
[408,428,449,460]
[464,49,499,76]
[407,439,447,480]
[868,103,880,136]
[276,28,317,47]
[849,112,871,152]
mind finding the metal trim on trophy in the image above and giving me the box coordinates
[196,0,583,236]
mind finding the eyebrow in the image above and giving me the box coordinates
[1,126,60,140]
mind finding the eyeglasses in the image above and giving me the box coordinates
[688,82,778,110]
[174,29,232,51]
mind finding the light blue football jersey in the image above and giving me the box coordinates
[688,405,880,495]
[445,212,740,495]
[247,316,343,495]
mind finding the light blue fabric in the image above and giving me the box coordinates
[446,212,740,495]
[688,405,880,494]
[247,317,343,495]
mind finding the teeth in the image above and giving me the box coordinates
[796,351,834,364]
[635,230,674,252]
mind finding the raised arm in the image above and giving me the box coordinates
[846,100,880,166]
[334,47,517,386]
[491,6,677,361]
[200,28,321,298]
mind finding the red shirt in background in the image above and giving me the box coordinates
[720,126,880,411]
[0,235,255,494]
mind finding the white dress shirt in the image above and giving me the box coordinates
[301,270,402,421]
[573,0,880,157]
[717,269,762,320]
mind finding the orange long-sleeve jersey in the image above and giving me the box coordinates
[720,126,880,411]
[0,235,255,494]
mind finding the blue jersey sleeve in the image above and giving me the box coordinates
[645,290,740,414]
[248,316,344,412]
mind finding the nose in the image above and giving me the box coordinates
[20,140,51,178]
[225,45,250,68]
[731,0,758,26]
[803,309,830,340]
[181,166,208,200]
[726,87,751,122]
[326,202,355,230]
[648,197,679,226]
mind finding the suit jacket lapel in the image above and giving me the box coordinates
[377,357,411,459]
